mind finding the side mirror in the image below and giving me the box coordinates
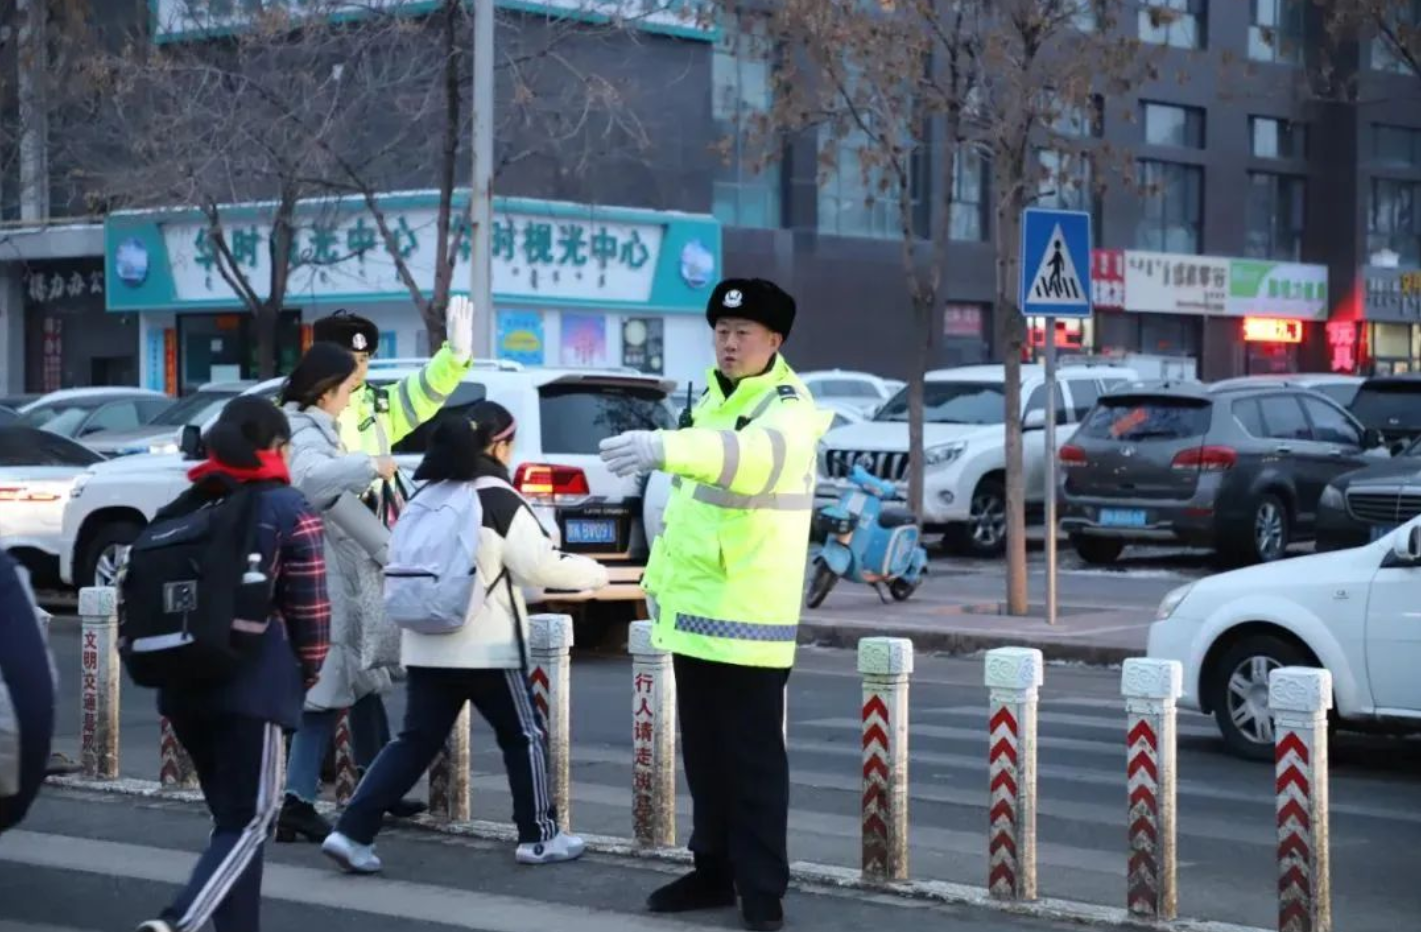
[1393,524,1421,563]
[1023,409,1047,431]
[180,424,205,461]
[1362,428,1384,450]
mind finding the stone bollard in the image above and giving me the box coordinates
[158,716,198,790]
[859,637,913,883]
[985,647,1042,901]
[332,709,359,807]
[629,620,675,848]
[529,614,574,829]
[78,587,120,781]
[429,703,472,822]
[1121,658,1183,920]
[1272,667,1333,932]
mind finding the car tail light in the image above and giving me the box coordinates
[1058,444,1088,469]
[514,464,591,503]
[0,486,61,503]
[1171,446,1238,472]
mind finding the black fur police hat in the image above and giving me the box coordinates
[312,310,379,354]
[705,278,797,340]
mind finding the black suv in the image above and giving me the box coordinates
[1060,382,1382,565]
[1348,374,1421,453]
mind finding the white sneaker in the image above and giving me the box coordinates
[322,831,383,874]
[516,831,586,865]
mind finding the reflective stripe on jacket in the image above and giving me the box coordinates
[642,355,832,668]
[337,344,470,456]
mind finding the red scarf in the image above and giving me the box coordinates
[187,449,292,486]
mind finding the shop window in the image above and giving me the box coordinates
[1142,102,1205,149]
[1368,178,1421,267]
[1139,0,1206,50]
[1245,172,1306,261]
[1250,0,1306,65]
[1373,322,1412,359]
[1251,117,1307,159]
[713,14,782,229]
[1137,160,1204,254]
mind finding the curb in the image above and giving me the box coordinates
[45,777,1262,932]
[798,622,1139,666]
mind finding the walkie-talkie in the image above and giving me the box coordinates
[678,382,695,429]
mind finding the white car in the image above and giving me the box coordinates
[800,370,904,418]
[1149,518,1421,759]
[816,363,1136,556]
[0,425,106,585]
[60,361,674,603]
[18,387,173,441]
[81,381,255,457]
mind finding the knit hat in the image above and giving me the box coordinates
[705,278,797,340]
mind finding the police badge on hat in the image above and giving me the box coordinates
[723,289,744,309]
[313,310,379,354]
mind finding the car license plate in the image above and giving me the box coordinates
[1099,508,1148,529]
[1370,523,1397,543]
[565,519,617,545]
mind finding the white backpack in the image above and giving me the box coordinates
[384,481,487,635]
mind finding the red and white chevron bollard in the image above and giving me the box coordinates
[1121,658,1182,920]
[428,703,472,822]
[629,620,676,848]
[159,716,198,790]
[858,637,913,882]
[332,709,359,807]
[1271,667,1332,932]
[530,614,574,829]
[985,647,1042,902]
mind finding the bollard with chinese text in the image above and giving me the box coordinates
[79,587,120,781]
[529,613,574,829]
[985,646,1042,902]
[429,703,472,822]
[629,620,675,848]
[859,637,913,883]
[1121,658,1182,920]
[1272,667,1332,932]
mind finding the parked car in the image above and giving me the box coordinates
[81,381,255,457]
[1316,435,1421,552]
[1149,516,1421,759]
[800,370,904,417]
[1209,373,1364,409]
[0,426,105,585]
[60,363,674,602]
[816,363,1137,556]
[0,394,40,412]
[1347,373,1421,453]
[1060,381,1382,566]
[0,407,16,426]
[18,388,172,441]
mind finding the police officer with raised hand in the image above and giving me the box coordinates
[600,278,831,932]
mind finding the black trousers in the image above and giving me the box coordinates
[336,666,558,846]
[674,654,790,900]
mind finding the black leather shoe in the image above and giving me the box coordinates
[741,895,784,932]
[385,798,428,819]
[646,870,736,913]
[275,795,332,843]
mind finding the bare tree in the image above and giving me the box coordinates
[1322,0,1421,79]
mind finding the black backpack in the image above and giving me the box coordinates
[118,479,278,689]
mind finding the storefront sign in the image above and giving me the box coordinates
[1123,251,1229,315]
[106,192,721,316]
[1363,268,1421,323]
[40,318,63,393]
[150,0,715,42]
[27,268,104,305]
[943,304,984,338]
[1226,260,1328,321]
[1242,317,1303,344]
[497,310,545,366]
[1091,249,1125,310]
[1326,320,1360,374]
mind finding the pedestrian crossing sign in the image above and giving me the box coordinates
[1020,208,1093,319]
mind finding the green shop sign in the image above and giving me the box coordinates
[1226,259,1329,321]
[105,192,721,314]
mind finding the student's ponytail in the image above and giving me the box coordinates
[205,397,293,467]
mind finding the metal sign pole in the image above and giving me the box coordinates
[1044,316,1058,627]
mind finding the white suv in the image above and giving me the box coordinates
[815,363,1136,556]
[59,361,673,603]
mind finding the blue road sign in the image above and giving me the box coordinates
[1020,208,1093,319]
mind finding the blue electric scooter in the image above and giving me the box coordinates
[806,464,929,608]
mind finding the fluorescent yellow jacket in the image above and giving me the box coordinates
[642,355,832,668]
[336,344,471,456]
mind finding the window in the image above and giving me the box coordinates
[1251,117,1307,159]
[1139,0,1206,50]
[818,127,920,240]
[1080,397,1212,441]
[814,379,878,401]
[1142,102,1205,149]
[712,16,781,229]
[1246,173,1306,261]
[0,429,103,467]
[539,385,673,454]
[1137,160,1204,253]
[1371,2,1420,74]
[876,381,1004,425]
[1232,399,1266,437]
[1258,394,1311,441]
[1369,178,1421,267]
[1250,0,1306,65]
[950,148,987,242]
[1024,384,1067,425]
[1301,397,1363,447]
[1049,95,1104,139]
[1374,125,1421,167]
[1037,149,1096,219]
[1065,378,1101,421]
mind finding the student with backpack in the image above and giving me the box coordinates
[275,344,410,843]
[127,397,331,932]
[323,401,608,872]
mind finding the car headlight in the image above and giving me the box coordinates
[1156,583,1194,621]
[1319,484,1344,510]
[924,441,967,468]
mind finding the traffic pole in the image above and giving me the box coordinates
[529,613,574,829]
[1121,658,1183,920]
[859,637,913,883]
[158,716,197,790]
[332,709,358,807]
[629,620,675,848]
[429,703,472,822]
[78,587,120,781]
[985,647,1042,901]
[1272,667,1333,932]
[1043,314,1058,626]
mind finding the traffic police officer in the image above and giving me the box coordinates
[600,278,830,932]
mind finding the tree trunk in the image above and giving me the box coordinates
[907,299,930,518]
[996,186,1029,616]
[255,302,279,379]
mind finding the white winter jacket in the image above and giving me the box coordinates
[400,459,609,670]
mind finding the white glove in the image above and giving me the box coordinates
[599,431,664,478]
[447,294,475,363]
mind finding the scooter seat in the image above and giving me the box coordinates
[877,508,918,529]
